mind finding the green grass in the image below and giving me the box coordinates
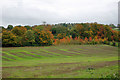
[52,65,119,78]
[2,45,119,78]
[112,28,120,31]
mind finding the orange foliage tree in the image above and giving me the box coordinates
[2,30,17,47]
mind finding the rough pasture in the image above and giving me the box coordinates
[2,45,119,78]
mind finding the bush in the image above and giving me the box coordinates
[103,41,109,45]
[112,42,116,46]
[115,42,119,47]
[100,73,120,80]
[91,40,96,45]
[119,42,120,47]
[109,42,113,46]
[88,41,93,45]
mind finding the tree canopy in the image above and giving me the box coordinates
[2,23,120,47]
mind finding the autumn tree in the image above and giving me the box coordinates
[12,26,27,36]
[38,30,54,46]
[33,28,54,46]
[57,33,66,39]
[11,26,27,46]
[2,30,17,47]
[89,37,92,41]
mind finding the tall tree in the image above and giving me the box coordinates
[7,25,13,30]
[23,30,35,45]
[12,26,27,36]
[24,25,31,30]
[2,30,17,47]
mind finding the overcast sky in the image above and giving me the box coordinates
[0,0,119,27]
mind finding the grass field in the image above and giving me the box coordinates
[2,45,119,78]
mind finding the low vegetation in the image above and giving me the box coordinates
[2,45,119,78]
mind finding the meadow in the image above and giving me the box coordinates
[2,45,119,78]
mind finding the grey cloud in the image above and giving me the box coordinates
[1,0,119,27]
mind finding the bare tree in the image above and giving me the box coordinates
[42,21,46,25]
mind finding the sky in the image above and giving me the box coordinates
[0,0,119,27]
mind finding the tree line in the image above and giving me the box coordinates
[1,22,120,47]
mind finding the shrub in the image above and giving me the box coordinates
[89,37,92,42]
[91,39,96,45]
[112,41,116,46]
[54,39,60,45]
[98,38,103,44]
[100,73,120,79]
[115,42,119,47]
[104,41,109,45]
[109,42,113,46]
[119,42,120,47]
[88,42,92,45]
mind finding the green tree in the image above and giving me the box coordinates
[35,25,44,31]
[24,25,31,30]
[7,25,13,30]
[109,24,116,28]
[23,30,35,45]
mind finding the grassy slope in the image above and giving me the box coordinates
[2,45,119,78]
